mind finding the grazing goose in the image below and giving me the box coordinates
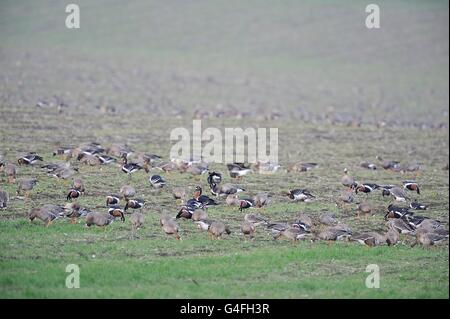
[239,198,255,212]
[64,203,82,224]
[385,229,400,246]
[351,232,384,247]
[184,163,208,176]
[78,153,101,166]
[106,194,121,207]
[18,153,43,165]
[227,163,252,179]
[241,221,256,239]
[409,200,428,210]
[403,162,421,173]
[318,214,338,226]
[387,219,415,234]
[195,219,213,232]
[338,191,354,205]
[176,206,194,220]
[357,202,372,218]
[53,146,73,159]
[108,205,125,222]
[121,161,146,178]
[96,154,116,165]
[274,226,309,242]
[403,181,420,194]
[283,189,315,202]
[66,188,82,201]
[253,193,271,208]
[403,215,431,229]
[208,221,231,239]
[149,175,166,189]
[210,183,245,197]
[376,156,401,170]
[207,171,222,186]
[384,204,412,220]
[161,218,181,240]
[130,212,145,232]
[313,227,352,241]
[287,162,318,172]
[244,213,269,226]
[226,194,241,206]
[383,186,409,202]
[124,198,145,212]
[341,168,356,190]
[156,161,178,173]
[52,167,78,179]
[355,183,379,195]
[414,228,448,247]
[17,178,38,197]
[254,161,281,174]
[107,143,133,159]
[0,189,9,210]
[86,212,115,227]
[41,162,68,174]
[360,161,377,170]
[192,209,208,222]
[294,214,313,230]
[416,218,443,231]
[29,205,65,227]
[120,185,136,200]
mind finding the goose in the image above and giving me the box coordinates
[253,193,271,208]
[210,183,245,197]
[207,171,222,186]
[384,204,412,220]
[66,188,82,201]
[241,221,256,239]
[350,232,384,247]
[274,226,309,242]
[86,212,115,227]
[149,175,166,189]
[161,219,181,240]
[403,181,420,194]
[130,212,145,232]
[3,163,17,183]
[208,221,231,239]
[226,194,241,206]
[341,168,356,190]
[360,161,377,170]
[414,228,448,247]
[239,198,255,212]
[106,194,121,207]
[96,154,116,165]
[29,205,65,227]
[376,156,401,170]
[383,186,409,202]
[409,200,428,210]
[120,185,136,200]
[355,183,379,194]
[387,219,415,234]
[0,189,9,210]
[244,213,269,226]
[172,187,187,202]
[313,227,352,241]
[192,209,208,222]
[17,178,38,197]
[193,186,218,207]
[72,178,85,193]
[357,202,372,218]
[227,163,252,179]
[18,153,43,165]
[124,198,145,212]
[283,189,315,202]
[108,205,125,222]
[287,162,318,172]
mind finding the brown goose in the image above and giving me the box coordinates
[341,168,356,190]
[253,193,271,208]
[17,178,38,197]
[120,185,136,200]
[130,212,145,232]
[86,212,115,227]
[357,202,372,218]
[241,221,256,239]
[0,189,9,210]
[1,163,17,183]
[208,221,231,239]
[161,219,181,240]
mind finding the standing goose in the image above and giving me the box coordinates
[414,228,448,247]
[239,198,255,212]
[313,226,352,242]
[193,186,218,207]
[160,217,181,240]
[274,226,309,243]
[130,212,145,233]
[191,209,208,222]
[409,199,428,210]
[0,189,9,210]
[376,156,401,170]
[17,178,38,198]
[350,232,384,247]
[357,202,372,218]
[226,194,241,206]
[29,205,65,227]
[384,204,412,220]
[172,187,187,203]
[384,229,400,246]
[72,178,85,194]
[241,221,256,239]
[121,161,146,178]
[1,163,17,183]
[355,183,379,195]
[176,206,194,220]
[207,171,222,186]
[226,163,252,179]
[341,168,356,190]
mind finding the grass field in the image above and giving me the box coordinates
[0,1,449,298]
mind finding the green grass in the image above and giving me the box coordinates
[0,219,448,298]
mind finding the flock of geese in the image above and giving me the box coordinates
[0,141,448,248]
